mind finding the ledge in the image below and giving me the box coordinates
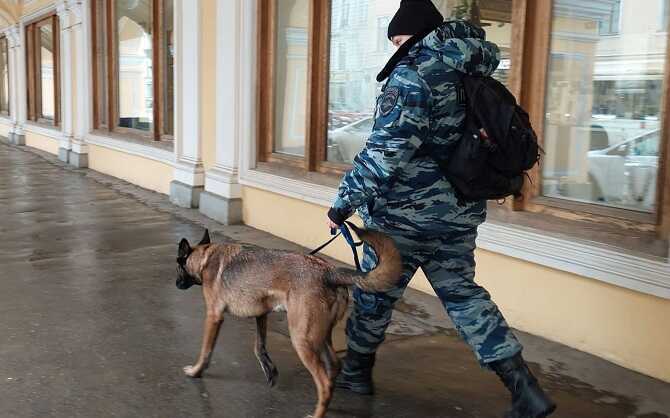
[24,122,62,140]
[239,166,670,300]
[85,133,175,166]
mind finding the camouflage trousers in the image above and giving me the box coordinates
[346,229,522,366]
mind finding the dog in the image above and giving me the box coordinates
[175,223,402,418]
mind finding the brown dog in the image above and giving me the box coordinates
[175,223,402,418]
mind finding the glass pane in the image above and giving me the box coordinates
[0,37,9,113]
[163,0,174,136]
[117,0,153,132]
[39,23,55,120]
[542,0,666,213]
[94,0,108,126]
[327,0,513,164]
[273,0,309,157]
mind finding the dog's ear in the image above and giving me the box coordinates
[198,229,211,246]
[178,238,192,259]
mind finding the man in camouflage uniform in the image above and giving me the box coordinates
[327,1,556,417]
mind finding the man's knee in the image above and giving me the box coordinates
[434,279,493,305]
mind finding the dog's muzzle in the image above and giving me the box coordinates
[176,264,196,290]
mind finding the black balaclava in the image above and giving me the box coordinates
[387,0,444,40]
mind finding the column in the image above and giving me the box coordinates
[67,0,88,168]
[170,0,205,208]
[56,0,74,163]
[7,24,25,145]
[198,0,243,224]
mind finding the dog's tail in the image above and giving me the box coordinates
[326,222,403,293]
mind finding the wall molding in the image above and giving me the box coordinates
[85,133,175,165]
[21,3,57,24]
[24,123,62,140]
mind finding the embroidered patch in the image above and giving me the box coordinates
[379,87,400,116]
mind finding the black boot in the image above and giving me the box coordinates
[335,349,376,395]
[491,353,557,418]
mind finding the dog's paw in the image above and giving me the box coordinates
[266,365,279,388]
[183,365,203,378]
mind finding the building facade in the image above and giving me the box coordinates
[1,0,669,383]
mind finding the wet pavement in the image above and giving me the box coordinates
[1,140,669,418]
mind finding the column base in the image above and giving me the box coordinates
[170,180,204,209]
[69,150,89,168]
[199,191,243,225]
[58,147,70,163]
[9,133,26,145]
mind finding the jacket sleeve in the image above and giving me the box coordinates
[329,67,432,225]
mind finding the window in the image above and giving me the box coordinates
[542,0,668,215]
[598,1,622,35]
[327,0,514,164]
[377,16,391,53]
[0,35,9,115]
[26,15,60,126]
[258,0,515,172]
[91,0,174,140]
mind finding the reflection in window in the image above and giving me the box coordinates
[163,0,174,136]
[93,0,108,126]
[116,0,153,131]
[40,24,55,120]
[327,0,513,164]
[273,0,309,157]
[0,36,9,114]
[542,0,667,213]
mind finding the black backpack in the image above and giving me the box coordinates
[421,75,541,204]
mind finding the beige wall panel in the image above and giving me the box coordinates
[88,145,173,194]
[26,132,59,154]
[476,249,670,384]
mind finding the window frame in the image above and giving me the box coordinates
[25,13,60,127]
[517,0,670,237]
[0,35,10,116]
[90,0,173,141]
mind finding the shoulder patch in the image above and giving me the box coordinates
[380,87,400,116]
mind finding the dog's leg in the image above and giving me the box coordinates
[292,338,333,418]
[254,314,279,387]
[324,333,341,381]
[184,313,223,378]
[319,327,340,382]
[289,308,334,418]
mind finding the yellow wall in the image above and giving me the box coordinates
[26,132,59,155]
[88,145,173,195]
[242,185,670,383]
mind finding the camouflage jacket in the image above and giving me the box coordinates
[330,21,500,237]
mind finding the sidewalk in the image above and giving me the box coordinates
[1,140,668,418]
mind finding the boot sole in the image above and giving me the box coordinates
[505,402,556,418]
[334,380,374,396]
